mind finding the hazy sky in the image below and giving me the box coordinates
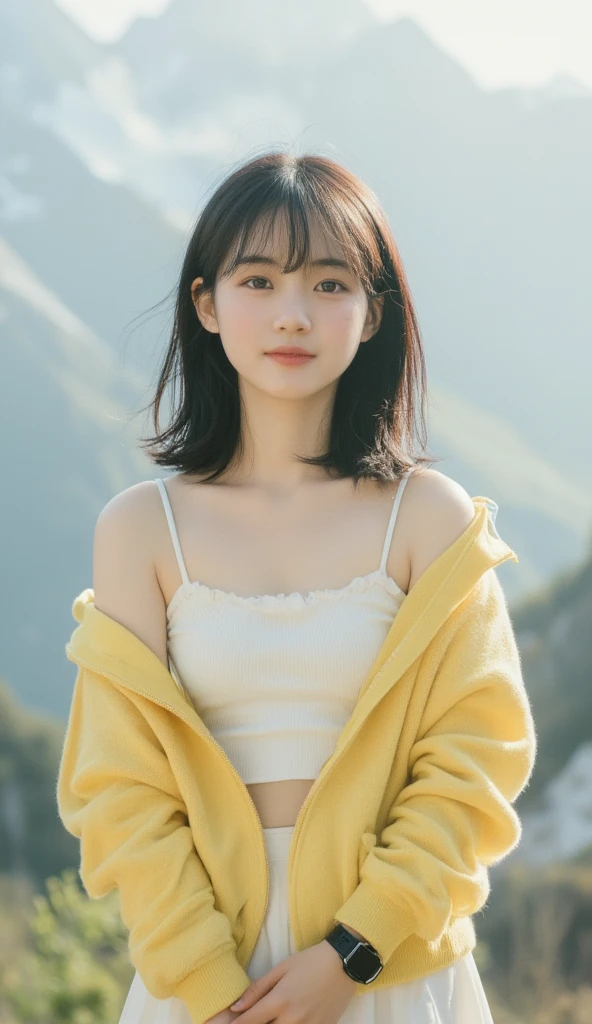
[55,0,592,92]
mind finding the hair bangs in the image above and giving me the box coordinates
[217,172,380,295]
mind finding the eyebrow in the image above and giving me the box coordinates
[231,255,352,272]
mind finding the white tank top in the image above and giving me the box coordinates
[155,472,412,784]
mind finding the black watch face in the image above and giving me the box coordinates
[346,943,382,983]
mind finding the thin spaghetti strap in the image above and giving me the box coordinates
[379,469,413,573]
[154,478,190,586]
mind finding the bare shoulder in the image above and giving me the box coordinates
[92,480,169,665]
[405,468,475,592]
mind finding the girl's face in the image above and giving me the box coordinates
[191,217,383,401]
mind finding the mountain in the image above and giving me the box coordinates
[508,742,592,866]
[0,234,154,713]
[0,0,103,104]
[117,0,375,85]
[34,0,375,222]
[1,90,182,353]
[511,546,592,803]
[428,385,592,591]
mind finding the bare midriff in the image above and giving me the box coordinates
[246,779,316,828]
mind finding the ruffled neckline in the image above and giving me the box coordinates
[166,568,406,618]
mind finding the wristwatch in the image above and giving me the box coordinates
[324,923,383,984]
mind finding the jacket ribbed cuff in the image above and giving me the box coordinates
[333,876,416,966]
[175,947,251,1024]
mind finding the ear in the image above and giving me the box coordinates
[191,276,219,334]
[360,292,385,343]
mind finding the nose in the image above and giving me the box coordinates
[273,305,311,334]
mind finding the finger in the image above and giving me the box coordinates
[230,964,283,1012]
[231,988,280,1024]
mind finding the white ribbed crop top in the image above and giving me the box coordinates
[155,471,412,784]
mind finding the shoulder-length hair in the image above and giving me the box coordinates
[138,150,439,486]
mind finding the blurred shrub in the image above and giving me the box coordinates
[0,680,79,886]
[476,856,592,1024]
[1,869,133,1024]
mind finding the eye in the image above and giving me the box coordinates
[242,277,347,293]
[316,280,347,294]
[243,276,271,290]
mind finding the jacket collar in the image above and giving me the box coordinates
[65,497,517,752]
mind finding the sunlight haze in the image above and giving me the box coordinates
[54,0,592,90]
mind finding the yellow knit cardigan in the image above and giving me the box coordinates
[56,497,537,1024]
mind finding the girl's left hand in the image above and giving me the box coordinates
[229,938,358,1023]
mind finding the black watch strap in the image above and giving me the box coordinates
[325,923,383,984]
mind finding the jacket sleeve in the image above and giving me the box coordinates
[333,568,537,965]
[56,664,251,1024]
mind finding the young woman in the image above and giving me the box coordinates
[57,152,536,1024]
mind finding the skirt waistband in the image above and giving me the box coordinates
[262,824,296,862]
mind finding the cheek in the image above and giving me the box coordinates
[215,296,263,364]
[218,292,260,332]
[322,303,367,349]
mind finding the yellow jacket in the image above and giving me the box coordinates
[56,497,537,1024]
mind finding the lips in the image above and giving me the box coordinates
[266,347,313,356]
[265,350,315,365]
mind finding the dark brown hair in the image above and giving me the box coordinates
[137,150,438,486]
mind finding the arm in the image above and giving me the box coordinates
[333,566,537,964]
[56,486,250,1023]
[56,667,251,1020]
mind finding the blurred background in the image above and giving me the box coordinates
[1,1,591,1021]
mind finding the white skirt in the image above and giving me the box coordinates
[119,825,494,1024]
